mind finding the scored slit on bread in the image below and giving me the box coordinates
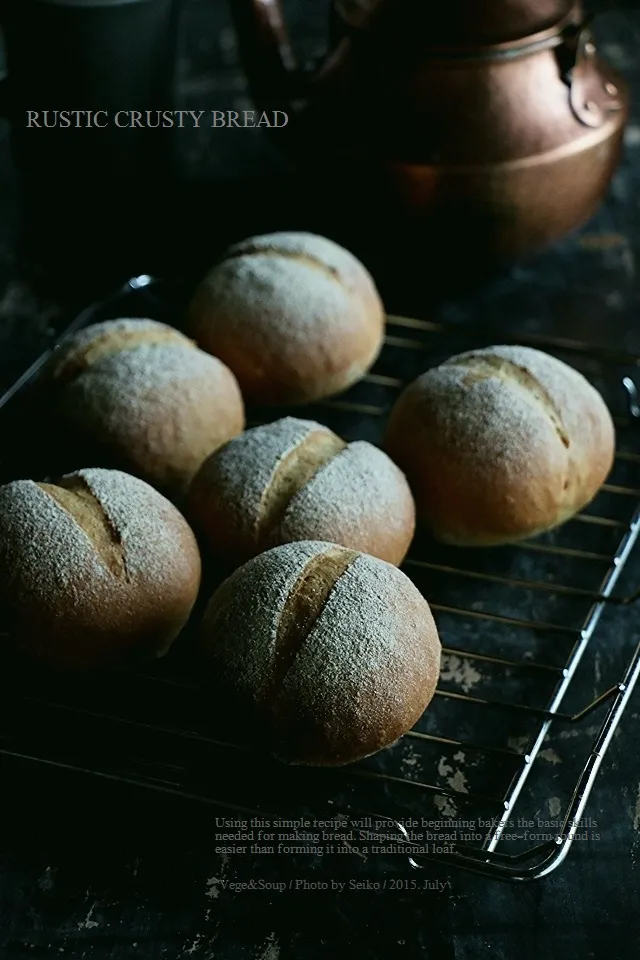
[219,245,343,284]
[447,352,571,449]
[256,429,347,544]
[48,319,196,385]
[268,546,358,704]
[36,476,127,578]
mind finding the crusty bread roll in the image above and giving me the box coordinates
[199,541,441,766]
[0,468,201,671]
[384,345,615,546]
[187,416,415,566]
[185,232,386,405]
[44,318,245,496]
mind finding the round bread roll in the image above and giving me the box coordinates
[0,468,201,671]
[44,318,245,496]
[199,541,441,766]
[384,345,615,546]
[185,231,386,405]
[187,416,415,566]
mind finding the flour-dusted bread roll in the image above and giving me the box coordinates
[384,345,615,546]
[0,468,201,671]
[44,318,245,496]
[185,232,386,405]
[187,417,415,566]
[199,541,441,766]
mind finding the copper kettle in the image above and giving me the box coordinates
[232,0,629,260]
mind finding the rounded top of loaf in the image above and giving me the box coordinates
[47,318,195,384]
[0,468,202,667]
[43,318,245,494]
[190,416,340,541]
[0,467,200,593]
[185,232,385,404]
[398,344,613,467]
[384,344,615,544]
[222,230,379,291]
[67,340,238,405]
[200,540,440,763]
[192,230,384,331]
[188,416,415,564]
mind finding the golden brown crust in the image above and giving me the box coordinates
[256,431,347,543]
[199,541,441,766]
[187,421,347,565]
[48,320,193,385]
[269,546,357,703]
[269,440,416,566]
[272,569,439,766]
[44,319,245,497]
[384,345,615,545]
[37,478,126,577]
[0,468,202,671]
[186,417,415,567]
[185,232,386,405]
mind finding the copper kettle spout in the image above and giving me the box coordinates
[230,0,354,115]
[231,0,301,114]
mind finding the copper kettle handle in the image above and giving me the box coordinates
[561,15,625,128]
[231,0,309,114]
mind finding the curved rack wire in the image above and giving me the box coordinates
[0,275,639,882]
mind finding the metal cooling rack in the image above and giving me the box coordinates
[1,273,640,883]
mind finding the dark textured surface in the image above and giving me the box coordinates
[2,1,640,957]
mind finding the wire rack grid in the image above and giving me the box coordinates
[1,274,640,883]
